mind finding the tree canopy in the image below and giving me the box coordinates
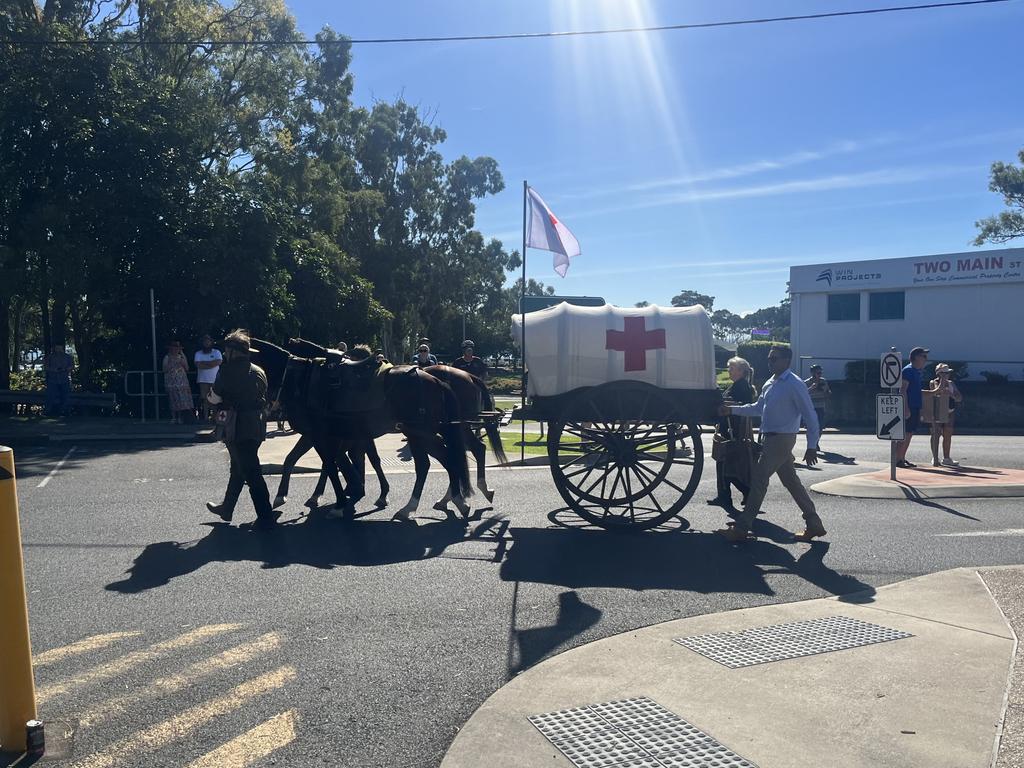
[974,148,1024,246]
[669,290,715,312]
[0,0,518,391]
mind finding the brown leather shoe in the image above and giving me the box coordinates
[794,520,827,542]
[717,526,756,542]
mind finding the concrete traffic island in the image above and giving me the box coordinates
[441,568,1020,768]
[811,464,1024,499]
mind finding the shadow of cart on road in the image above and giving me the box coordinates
[500,512,875,602]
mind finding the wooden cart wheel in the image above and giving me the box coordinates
[546,382,704,530]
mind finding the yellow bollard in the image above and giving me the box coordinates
[0,445,37,753]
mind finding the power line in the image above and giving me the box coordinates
[0,0,1012,46]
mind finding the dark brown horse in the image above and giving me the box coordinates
[269,338,389,511]
[252,339,473,519]
[424,364,507,508]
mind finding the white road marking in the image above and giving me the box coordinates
[33,631,142,668]
[937,529,1024,537]
[72,667,296,768]
[186,710,297,768]
[36,445,76,488]
[36,623,242,706]
[78,632,283,727]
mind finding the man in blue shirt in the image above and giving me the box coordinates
[717,345,826,543]
[896,346,928,468]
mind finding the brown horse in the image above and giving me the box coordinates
[424,364,507,509]
[253,339,473,519]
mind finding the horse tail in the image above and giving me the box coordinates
[438,379,473,499]
[468,374,507,465]
[483,420,508,466]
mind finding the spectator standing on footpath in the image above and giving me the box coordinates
[162,340,193,424]
[803,364,831,435]
[708,356,757,513]
[717,345,826,543]
[896,346,928,468]
[43,344,74,418]
[451,340,487,379]
[206,329,276,530]
[928,362,963,467]
[194,334,223,422]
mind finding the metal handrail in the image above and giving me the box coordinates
[123,371,163,423]
[123,370,205,423]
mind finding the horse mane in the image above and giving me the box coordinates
[288,337,329,358]
[249,338,291,390]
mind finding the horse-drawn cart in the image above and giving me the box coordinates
[512,303,722,530]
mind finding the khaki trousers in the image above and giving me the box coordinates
[734,433,819,532]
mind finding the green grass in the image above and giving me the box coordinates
[498,428,581,457]
[499,432,547,456]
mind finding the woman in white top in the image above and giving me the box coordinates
[928,363,963,467]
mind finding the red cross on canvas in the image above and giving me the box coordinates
[606,316,666,372]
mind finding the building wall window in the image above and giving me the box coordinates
[827,293,860,322]
[869,291,905,321]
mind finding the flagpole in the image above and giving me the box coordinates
[520,180,527,465]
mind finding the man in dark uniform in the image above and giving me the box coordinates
[451,339,487,380]
[205,329,276,530]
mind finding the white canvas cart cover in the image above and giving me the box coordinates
[511,303,716,397]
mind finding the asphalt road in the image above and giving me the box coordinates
[8,433,1024,767]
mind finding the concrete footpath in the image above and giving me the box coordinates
[443,567,1022,768]
[812,464,1024,499]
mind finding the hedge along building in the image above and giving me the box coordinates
[789,247,1024,382]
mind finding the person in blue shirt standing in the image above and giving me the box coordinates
[717,345,826,543]
[896,346,928,468]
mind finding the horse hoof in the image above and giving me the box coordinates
[272,495,287,509]
[392,508,412,522]
[482,488,495,503]
[304,496,321,509]
[432,500,449,512]
[374,496,389,509]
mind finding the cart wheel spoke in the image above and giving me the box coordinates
[548,381,707,530]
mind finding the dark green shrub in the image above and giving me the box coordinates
[844,359,880,384]
[736,340,789,387]
[980,370,1010,384]
[9,369,45,391]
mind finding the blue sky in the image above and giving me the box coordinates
[286,0,1023,314]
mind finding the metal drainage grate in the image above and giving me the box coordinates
[673,615,912,668]
[529,696,756,768]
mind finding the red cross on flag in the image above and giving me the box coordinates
[526,187,581,277]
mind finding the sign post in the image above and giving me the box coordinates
[879,348,903,480]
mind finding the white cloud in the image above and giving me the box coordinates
[567,164,974,220]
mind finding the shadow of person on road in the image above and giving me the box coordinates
[748,539,876,603]
[819,450,857,465]
[511,590,602,675]
[105,511,507,594]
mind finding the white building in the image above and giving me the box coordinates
[789,247,1024,380]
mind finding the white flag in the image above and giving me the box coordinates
[526,187,581,277]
